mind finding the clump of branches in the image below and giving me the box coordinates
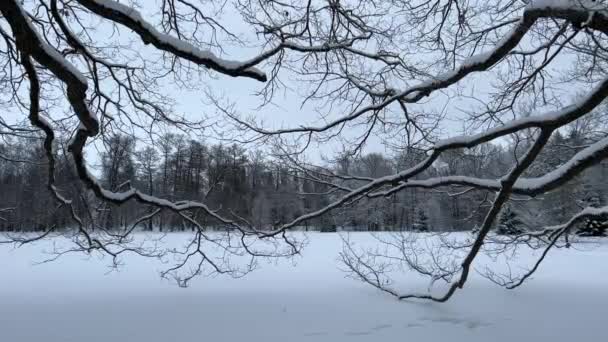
[221,0,608,301]
[1,0,608,298]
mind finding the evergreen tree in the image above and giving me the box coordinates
[577,218,608,237]
[320,224,337,233]
[496,206,524,235]
[576,189,608,237]
[412,208,429,232]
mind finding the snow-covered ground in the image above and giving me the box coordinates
[0,232,606,342]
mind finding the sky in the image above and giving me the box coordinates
[2,0,589,171]
[92,0,465,163]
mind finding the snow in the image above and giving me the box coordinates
[528,0,606,12]
[373,130,608,196]
[435,75,608,151]
[86,0,265,79]
[14,1,88,85]
[516,136,608,192]
[0,232,606,341]
[399,22,525,103]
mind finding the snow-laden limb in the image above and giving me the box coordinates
[70,126,300,280]
[75,0,267,81]
[307,72,608,302]
[1,0,270,236]
[0,0,99,137]
[342,130,555,302]
[407,131,553,301]
[49,0,132,71]
[233,0,608,137]
[262,75,608,237]
[481,203,608,290]
[16,54,98,251]
[340,127,608,301]
[17,53,154,263]
[368,134,608,198]
[0,0,301,282]
[528,0,607,12]
[2,0,608,298]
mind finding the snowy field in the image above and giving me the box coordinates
[0,232,606,342]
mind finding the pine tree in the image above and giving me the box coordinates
[320,224,337,233]
[496,206,524,235]
[577,219,608,237]
[576,189,608,237]
[412,208,429,232]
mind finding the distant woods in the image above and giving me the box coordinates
[2,130,607,235]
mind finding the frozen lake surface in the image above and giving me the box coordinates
[0,232,606,341]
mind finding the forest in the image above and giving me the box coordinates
[1,0,608,308]
[2,126,606,236]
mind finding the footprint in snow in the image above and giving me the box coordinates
[371,324,393,331]
[303,332,329,337]
[344,331,373,336]
[417,316,490,330]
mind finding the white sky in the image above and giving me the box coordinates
[3,0,589,171]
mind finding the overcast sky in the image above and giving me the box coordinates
[4,0,587,171]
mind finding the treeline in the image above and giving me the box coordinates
[0,134,331,232]
[1,130,607,234]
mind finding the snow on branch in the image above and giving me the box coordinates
[0,0,99,136]
[75,0,267,81]
[262,75,608,236]
[0,0,302,283]
[1,1,260,237]
[481,203,608,289]
[237,0,608,136]
[370,134,608,197]
[342,130,555,302]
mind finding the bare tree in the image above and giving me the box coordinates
[0,0,333,284]
[1,0,608,297]
[219,0,608,301]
